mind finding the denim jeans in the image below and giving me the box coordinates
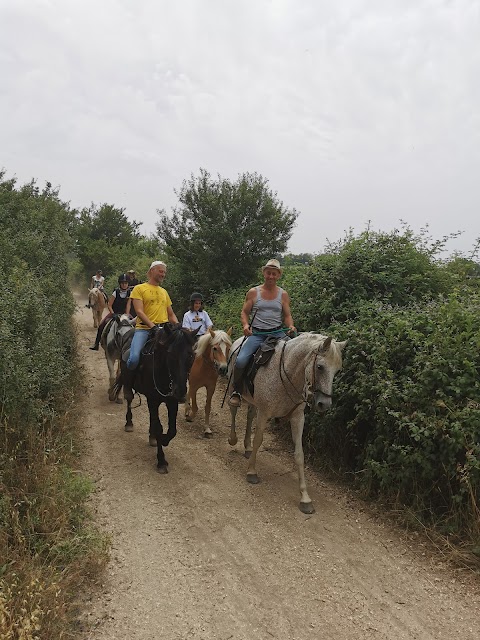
[235,331,287,370]
[126,329,150,370]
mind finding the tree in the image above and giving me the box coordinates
[156,169,298,305]
[72,204,143,278]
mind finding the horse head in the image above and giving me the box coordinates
[207,327,232,377]
[305,336,347,412]
[155,323,197,402]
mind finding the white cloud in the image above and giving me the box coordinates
[0,0,479,255]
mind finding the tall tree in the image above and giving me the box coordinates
[73,203,143,277]
[156,169,298,304]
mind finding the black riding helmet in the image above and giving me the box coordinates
[118,273,129,284]
[189,292,204,310]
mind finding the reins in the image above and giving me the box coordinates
[279,341,333,407]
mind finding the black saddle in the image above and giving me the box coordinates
[244,335,280,396]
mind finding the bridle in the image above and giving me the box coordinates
[279,341,333,407]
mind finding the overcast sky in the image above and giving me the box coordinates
[1,0,479,256]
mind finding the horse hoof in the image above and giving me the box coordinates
[203,432,213,439]
[185,416,193,422]
[125,424,133,432]
[244,450,252,459]
[115,397,123,404]
[299,502,315,514]
[247,474,259,484]
[149,436,157,447]
[157,465,168,474]
[228,436,238,446]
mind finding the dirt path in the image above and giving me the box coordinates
[77,302,479,640]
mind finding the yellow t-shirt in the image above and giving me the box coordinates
[130,283,172,329]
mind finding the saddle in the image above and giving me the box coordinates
[244,335,280,396]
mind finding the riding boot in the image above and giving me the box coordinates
[229,366,244,407]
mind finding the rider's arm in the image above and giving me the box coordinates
[167,306,179,324]
[132,299,155,328]
[240,289,255,336]
[281,291,296,332]
[125,297,132,316]
[107,294,115,315]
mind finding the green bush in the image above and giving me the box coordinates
[304,295,480,538]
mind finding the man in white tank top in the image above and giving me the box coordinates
[229,259,296,407]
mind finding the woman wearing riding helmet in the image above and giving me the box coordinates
[182,292,213,337]
[89,274,133,351]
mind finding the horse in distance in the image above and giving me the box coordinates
[87,287,106,328]
[227,332,346,514]
[185,327,232,437]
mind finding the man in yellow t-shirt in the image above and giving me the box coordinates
[126,261,179,370]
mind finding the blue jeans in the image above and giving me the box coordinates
[126,329,150,370]
[235,331,287,370]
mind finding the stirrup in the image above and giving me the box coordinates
[228,392,242,408]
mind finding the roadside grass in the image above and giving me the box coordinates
[0,392,109,639]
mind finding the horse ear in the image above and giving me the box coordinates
[209,327,215,338]
[163,323,172,335]
[193,326,201,336]
[336,340,347,352]
[321,336,333,353]
[227,326,233,336]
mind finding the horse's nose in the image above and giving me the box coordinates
[314,392,332,412]
[218,364,228,377]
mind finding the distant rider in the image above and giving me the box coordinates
[182,292,213,337]
[89,274,132,351]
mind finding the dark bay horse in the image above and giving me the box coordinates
[113,323,198,473]
[227,332,347,513]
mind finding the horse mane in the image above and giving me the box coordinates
[194,330,232,358]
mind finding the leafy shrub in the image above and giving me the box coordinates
[305,295,480,538]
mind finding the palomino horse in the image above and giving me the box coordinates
[113,324,198,473]
[185,328,232,437]
[87,288,106,328]
[100,314,135,403]
[227,333,346,513]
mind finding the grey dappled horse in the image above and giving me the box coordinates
[100,314,135,402]
[227,333,346,513]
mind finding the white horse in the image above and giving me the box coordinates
[185,328,232,437]
[87,287,106,328]
[227,333,346,513]
[100,314,135,402]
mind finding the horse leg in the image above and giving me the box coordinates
[107,355,117,402]
[246,411,268,484]
[290,405,314,514]
[122,373,134,432]
[228,404,239,446]
[161,398,178,447]
[243,404,256,459]
[92,307,98,328]
[185,384,198,423]
[114,360,123,404]
[147,396,163,448]
[203,383,214,438]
